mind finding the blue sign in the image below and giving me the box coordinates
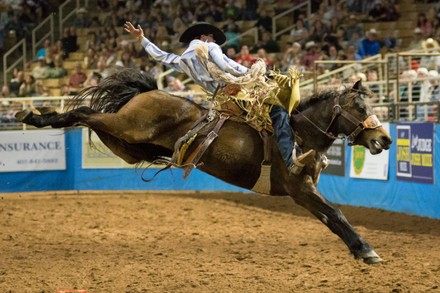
[396,123,434,184]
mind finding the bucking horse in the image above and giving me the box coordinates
[15,68,392,264]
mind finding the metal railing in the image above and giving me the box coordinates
[272,1,311,40]
[2,40,27,88]
[59,0,89,34]
[32,14,55,59]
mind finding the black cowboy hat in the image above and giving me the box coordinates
[179,22,226,45]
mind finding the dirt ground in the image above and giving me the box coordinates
[0,191,439,293]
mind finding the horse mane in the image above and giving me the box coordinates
[70,67,158,113]
[295,86,354,112]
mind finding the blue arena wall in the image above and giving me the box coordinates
[1,126,439,219]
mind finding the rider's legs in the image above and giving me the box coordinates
[270,105,314,174]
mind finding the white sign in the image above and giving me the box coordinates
[0,130,66,172]
[349,122,390,180]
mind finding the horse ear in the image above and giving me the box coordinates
[352,79,362,91]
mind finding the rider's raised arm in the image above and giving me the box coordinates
[208,43,249,77]
[140,38,182,72]
[124,21,182,72]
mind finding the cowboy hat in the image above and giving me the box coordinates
[179,22,226,45]
[422,38,440,50]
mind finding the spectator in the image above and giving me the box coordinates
[206,3,224,22]
[155,21,171,47]
[64,62,87,95]
[322,45,339,70]
[255,48,273,70]
[235,45,255,68]
[223,0,241,20]
[345,44,362,61]
[35,38,52,60]
[416,12,433,38]
[420,38,440,71]
[84,71,103,88]
[94,59,111,79]
[106,26,120,50]
[32,57,50,80]
[97,0,110,12]
[115,51,137,69]
[282,42,303,71]
[255,30,280,53]
[300,41,323,71]
[289,17,309,43]
[4,11,26,40]
[225,46,238,59]
[346,30,363,51]
[345,14,364,41]
[382,0,400,21]
[52,39,67,59]
[367,0,387,22]
[6,70,25,97]
[407,28,424,51]
[84,31,101,52]
[255,9,272,34]
[84,47,99,69]
[73,7,91,28]
[358,28,381,58]
[61,26,78,59]
[308,18,329,44]
[43,48,56,68]
[18,74,36,97]
[348,0,363,14]
[48,56,67,79]
[428,70,440,120]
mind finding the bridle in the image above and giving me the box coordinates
[295,91,382,145]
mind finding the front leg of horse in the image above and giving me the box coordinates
[15,106,96,128]
[290,182,382,264]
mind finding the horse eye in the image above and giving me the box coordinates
[357,106,366,114]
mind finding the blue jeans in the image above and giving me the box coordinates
[270,106,295,167]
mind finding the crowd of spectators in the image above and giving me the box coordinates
[1,0,440,123]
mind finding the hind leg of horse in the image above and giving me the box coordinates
[16,106,98,129]
[17,106,160,145]
[290,183,382,264]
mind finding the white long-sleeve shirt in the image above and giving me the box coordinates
[140,37,249,93]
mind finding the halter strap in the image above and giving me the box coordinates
[297,93,382,144]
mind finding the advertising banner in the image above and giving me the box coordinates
[0,129,66,172]
[349,122,390,180]
[396,122,434,184]
[322,138,345,176]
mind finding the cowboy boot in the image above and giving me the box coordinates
[290,149,316,175]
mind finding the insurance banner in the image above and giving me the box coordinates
[0,129,66,172]
[396,122,434,184]
[349,122,390,180]
[322,138,345,176]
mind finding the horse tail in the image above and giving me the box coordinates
[70,68,158,113]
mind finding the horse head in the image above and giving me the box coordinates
[334,80,392,154]
[293,80,392,155]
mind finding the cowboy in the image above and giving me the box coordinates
[124,21,314,174]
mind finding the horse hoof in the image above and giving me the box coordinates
[363,255,383,264]
[15,109,32,122]
[361,249,383,264]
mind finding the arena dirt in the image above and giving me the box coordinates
[1,190,439,292]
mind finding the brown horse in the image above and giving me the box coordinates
[16,68,392,264]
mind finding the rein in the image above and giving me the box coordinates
[295,92,382,145]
